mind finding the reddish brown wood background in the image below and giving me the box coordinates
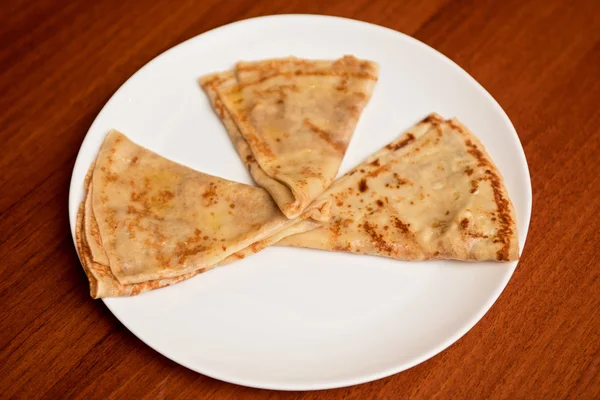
[1,0,599,398]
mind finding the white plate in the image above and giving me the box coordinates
[69,15,532,390]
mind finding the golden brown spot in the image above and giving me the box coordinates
[331,219,342,238]
[332,243,352,252]
[376,199,384,207]
[105,172,118,183]
[393,173,411,186]
[386,133,415,151]
[230,203,235,209]
[466,232,489,239]
[363,221,394,254]
[126,219,139,239]
[202,182,218,205]
[392,217,411,234]
[176,243,208,265]
[464,139,488,167]
[131,156,138,164]
[460,218,469,229]
[303,119,346,154]
[155,252,169,267]
[465,166,474,176]
[433,220,450,233]
[336,77,349,91]
[189,229,202,243]
[130,190,146,202]
[352,91,368,100]
[299,166,320,178]
[370,158,380,167]
[250,242,262,253]
[156,190,174,204]
[421,114,444,125]
[257,84,299,98]
[358,179,368,192]
[367,164,391,178]
[470,180,479,194]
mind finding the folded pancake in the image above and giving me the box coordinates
[75,130,323,298]
[278,114,519,262]
[76,169,207,298]
[200,55,379,220]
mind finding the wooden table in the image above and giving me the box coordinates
[1,0,599,398]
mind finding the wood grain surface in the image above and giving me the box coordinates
[1,0,599,398]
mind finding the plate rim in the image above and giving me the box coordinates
[68,13,533,391]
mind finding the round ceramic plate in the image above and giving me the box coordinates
[69,15,532,390]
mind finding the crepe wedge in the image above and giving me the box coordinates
[75,130,323,298]
[199,55,379,220]
[278,114,519,262]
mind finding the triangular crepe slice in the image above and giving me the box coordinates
[76,170,207,298]
[200,55,379,220]
[199,71,331,223]
[278,114,519,262]
[75,130,324,297]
